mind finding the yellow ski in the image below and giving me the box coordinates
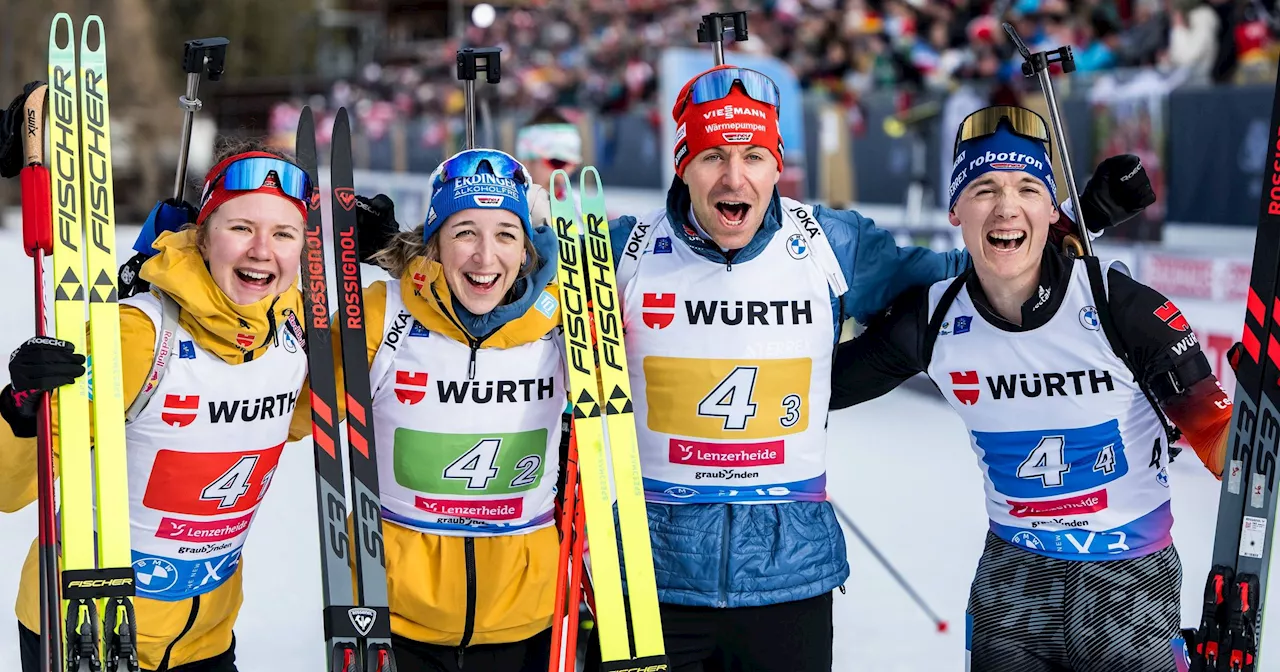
[48,12,138,671]
[78,15,137,671]
[551,168,667,671]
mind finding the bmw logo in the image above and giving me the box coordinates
[786,233,808,260]
[1079,306,1100,331]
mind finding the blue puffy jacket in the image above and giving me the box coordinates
[608,179,970,608]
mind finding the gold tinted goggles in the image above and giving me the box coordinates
[953,106,1052,159]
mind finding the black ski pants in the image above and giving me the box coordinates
[391,628,552,672]
[585,591,834,672]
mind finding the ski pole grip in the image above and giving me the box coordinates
[22,85,48,167]
[21,166,53,257]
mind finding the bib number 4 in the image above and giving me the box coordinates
[697,366,804,431]
[443,438,543,491]
[199,455,273,509]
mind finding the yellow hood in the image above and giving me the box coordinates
[140,229,303,364]
[397,256,559,349]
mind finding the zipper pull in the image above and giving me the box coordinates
[726,262,733,272]
[457,646,465,668]
[468,343,478,380]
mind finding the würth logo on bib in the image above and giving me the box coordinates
[235,332,254,349]
[161,394,200,427]
[1154,300,1190,332]
[643,293,676,329]
[950,371,980,405]
[396,370,429,405]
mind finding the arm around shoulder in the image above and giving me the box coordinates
[830,284,932,410]
[816,206,969,323]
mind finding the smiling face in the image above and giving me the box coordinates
[682,145,781,251]
[437,208,528,315]
[201,192,305,305]
[949,170,1059,286]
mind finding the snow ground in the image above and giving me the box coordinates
[0,223,1267,670]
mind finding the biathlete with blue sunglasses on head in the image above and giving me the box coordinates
[584,66,1159,670]
[351,147,566,672]
[829,105,1228,672]
[1,141,316,672]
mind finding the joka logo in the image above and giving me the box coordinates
[1154,300,1190,332]
[950,371,980,405]
[396,371,429,405]
[643,293,676,329]
[334,187,357,211]
[348,607,377,637]
[162,394,200,427]
[236,332,254,349]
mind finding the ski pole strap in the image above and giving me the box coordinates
[124,290,180,423]
[1082,256,1183,449]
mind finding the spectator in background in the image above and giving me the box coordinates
[515,106,583,197]
[1166,0,1222,79]
[1077,8,1124,70]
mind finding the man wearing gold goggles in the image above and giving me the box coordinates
[830,105,1230,672]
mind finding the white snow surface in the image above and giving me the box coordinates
[0,223,1271,670]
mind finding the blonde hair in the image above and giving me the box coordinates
[369,222,542,306]
[187,137,295,254]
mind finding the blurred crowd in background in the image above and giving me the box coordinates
[310,0,1279,131]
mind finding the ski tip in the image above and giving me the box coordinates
[550,169,571,203]
[579,167,602,199]
[81,16,105,55]
[335,106,350,127]
[50,14,74,50]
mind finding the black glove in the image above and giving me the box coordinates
[1,336,85,437]
[0,81,48,179]
[1078,154,1156,233]
[355,194,401,263]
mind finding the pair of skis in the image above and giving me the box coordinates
[1182,60,1280,671]
[294,107,397,672]
[548,169,668,672]
[21,13,138,672]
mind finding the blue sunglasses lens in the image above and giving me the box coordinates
[219,157,311,202]
[438,150,528,188]
[689,68,781,109]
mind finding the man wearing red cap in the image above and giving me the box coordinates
[595,65,1157,669]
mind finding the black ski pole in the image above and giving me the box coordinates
[830,500,948,633]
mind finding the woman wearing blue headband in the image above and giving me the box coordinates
[355,147,565,671]
[830,106,1232,672]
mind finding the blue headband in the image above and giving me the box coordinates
[948,123,1057,210]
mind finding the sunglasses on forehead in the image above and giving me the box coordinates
[953,105,1053,160]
